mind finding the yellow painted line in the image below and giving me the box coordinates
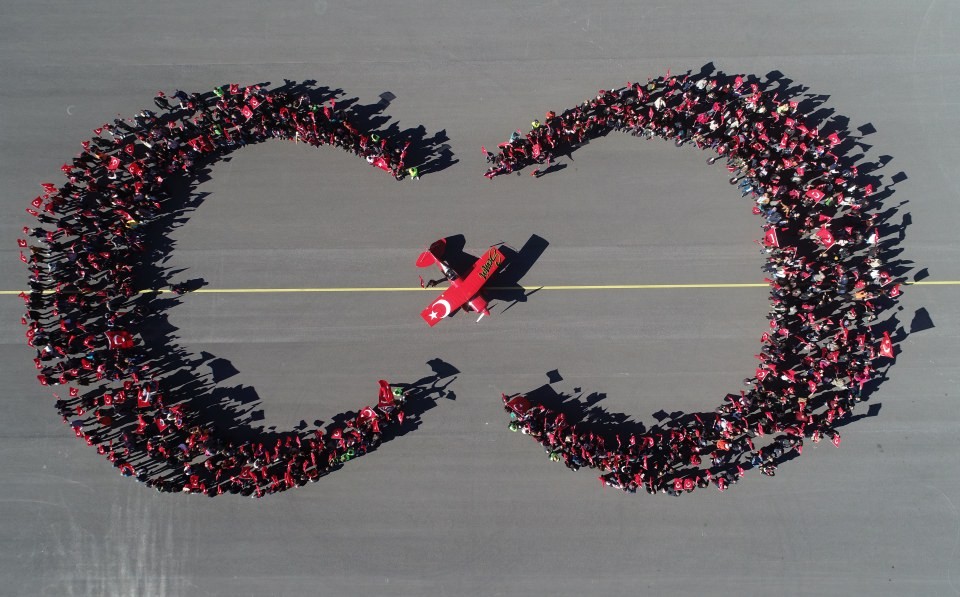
[904,280,960,285]
[0,280,956,295]
[528,283,768,290]
[188,284,772,292]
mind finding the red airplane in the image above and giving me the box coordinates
[417,238,506,326]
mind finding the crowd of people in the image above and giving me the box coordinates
[18,72,902,498]
[490,71,901,494]
[19,82,417,497]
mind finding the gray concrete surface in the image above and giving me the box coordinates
[1,1,959,595]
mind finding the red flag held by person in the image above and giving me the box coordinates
[372,156,391,172]
[106,156,122,171]
[879,331,894,358]
[104,330,135,350]
[241,105,254,120]
[805,188,825,202]
[763,227,779,247]
[816,226,836,249]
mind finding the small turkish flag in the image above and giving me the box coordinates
[373,156,390,171]
[137,391,152,409]
[104,330,135,350]
[879,331,895,358]
[241,105,254,120]
[816,226,836,249]
[763,228,779,247]
[248,96,261,109]
[827,132,841,146]
[805,188,826,202]
[378,380,395,408]
[106,156,122,171]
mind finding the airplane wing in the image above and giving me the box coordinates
[459,247,506,296]
[420,284,471,327]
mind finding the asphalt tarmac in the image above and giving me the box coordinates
[1,1,959,595]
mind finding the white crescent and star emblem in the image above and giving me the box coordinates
[432,299,452,319]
